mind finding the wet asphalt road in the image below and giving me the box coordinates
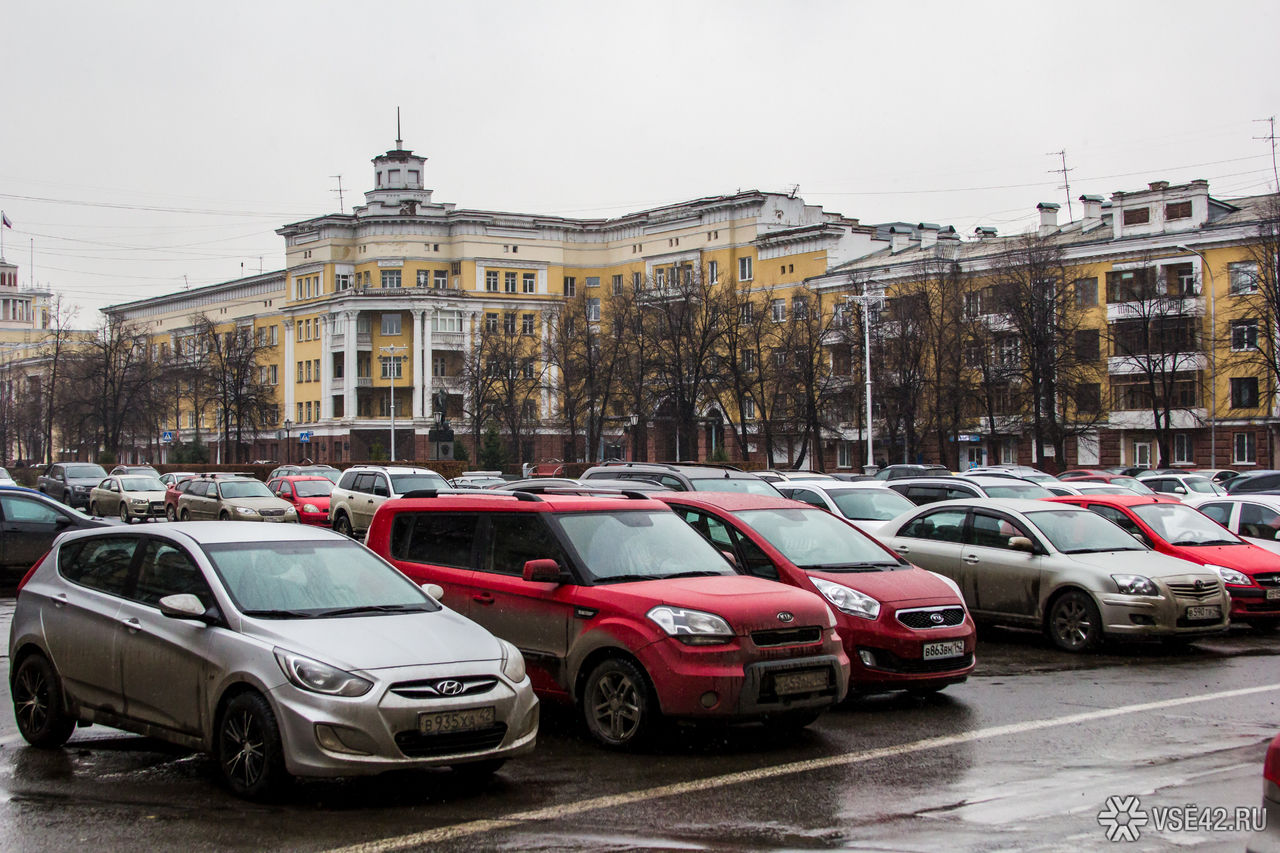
[1,598,1277,853]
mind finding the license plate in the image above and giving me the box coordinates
[923,640,966,660]
[1267,589,1280,601]
[1185,605,1222,620]
[773,670,829,695]
[418,706,495,735]
[264,515,286,523]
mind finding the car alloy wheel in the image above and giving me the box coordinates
[90,502,99,516]
[1048,590,1102,652]
[166,504,177,522]
[218,692,288,799]
[180,508,191,521]
[119,502,130,523]
[334,513,353,538]
[583,658,653,747]
[12,655,75,748]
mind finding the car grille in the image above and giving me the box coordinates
[866,648,974,674]
[1253,573,1280,588]
[896,606,966,629]
[258,508,287,517]
[1167,580,1224,600]
[389,676,499,699]
[149,501,164,513]
[751,627,822,647]
[394,723,508,757]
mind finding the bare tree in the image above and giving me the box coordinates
[874,288,931,465]
[41,295,78,463]
[457,314,504,458]
[480,309,547,468]
[545,287,627,462]
[62,317,155,461]
[1225,194,1280,412]
[191,315,278,463]
[773,286,844,469]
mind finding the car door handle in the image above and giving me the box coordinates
[52,593,68,608]
[120,617,142,631]
[473,594,495,605]
[895,544,909,553]
[963,555,980,564]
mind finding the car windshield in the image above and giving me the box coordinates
[827,488,916,520]
[1132,503,1241,546]
[300,467,341,483]
[981,482,1053,499]
[218,480,274,499]
[736,507,901,570]
[1183,477,1224,495]
[1024,508,1147,553]
[554,510,736,583]
[293,480,334,497]
[1111,477,1154,494]
[120,477,164,491]
[67,465,107,479]
[391,473,449,493]
[688,477,780,496]
[1078,486,1130,495]
[203,540,437,617]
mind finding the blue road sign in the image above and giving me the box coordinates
[162,431,175,443]
[299,431,312,443]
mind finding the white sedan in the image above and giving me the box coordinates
[1185,494,1280,556]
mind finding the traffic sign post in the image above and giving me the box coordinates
[161,431,174,444]
[299,431,312,444]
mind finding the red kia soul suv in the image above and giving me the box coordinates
[364,490,850,747]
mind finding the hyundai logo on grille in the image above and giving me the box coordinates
[776,611,795,623]
[929,612,945,624]
[435,680,465,696]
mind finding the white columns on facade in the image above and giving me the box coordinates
[343,311,357,419]
[282,318,296,423]
[411,308,425,420]
[319,315,333,420]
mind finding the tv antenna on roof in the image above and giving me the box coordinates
[396,106,402,150]
[1047,150,1075,221]
[331,175,345,212]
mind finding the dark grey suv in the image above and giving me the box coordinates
[579,462,780,496]
[37,463,109,508]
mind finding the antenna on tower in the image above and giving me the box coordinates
[1047,150,1074,221]
[183,275,190,291]
[1255,116,1279,191]
[787,184,800,199]
[396,106,402,150]
[331,175,345,212]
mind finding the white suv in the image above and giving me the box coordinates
[328,465,448,537]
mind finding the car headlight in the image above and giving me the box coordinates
[1206,564,1252,586]
[647,605,734,645]
[811,577,881,620]
[74,485,90,493]
[274,648,372,697]
[235,506,258,516]
[131,498,148,505]
[302,503,320,513]
[1112,574,1159,596]
[499,640,526,682]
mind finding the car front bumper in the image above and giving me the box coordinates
[269,665,539,778]
[841,601,976,692]
[1097,586,1231,637]
[1227,586,1280,622]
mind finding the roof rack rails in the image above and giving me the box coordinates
[511,486,652,501]
[598,461,681,472]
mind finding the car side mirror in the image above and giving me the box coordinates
[158,593,218,625]
[54,515,74,528]
[1130,532,1151,547]
[522,558,562,583]
[1008,536,1035,553]
[420,583,444,601]
[719,549,741,570]
[1174,486,1187,495]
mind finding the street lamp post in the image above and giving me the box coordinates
[1176,245,1217,467]
[380,344,408,461]
[283,418,293,464]
[846,286,881,472]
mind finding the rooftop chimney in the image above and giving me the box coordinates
[974,225,998,240]
[1037,202,1060,235]
[1148,180,1170,191]
[918,222,940,249]
[1079,194,1104,231]
[889,225,914,253]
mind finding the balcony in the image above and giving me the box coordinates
[355,377,372,388]
[1107,353,1206,375]
[1106,297,1204,322]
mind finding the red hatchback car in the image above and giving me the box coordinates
[266,475,334,526]
[656,492,976,696]
[1047,494,1280,629]
[364,491,851,747]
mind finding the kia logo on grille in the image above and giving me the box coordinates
[435,680,465,696]
[776,611,795,623]
[929,612,945,624]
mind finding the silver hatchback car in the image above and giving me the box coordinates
[8,523,538,798]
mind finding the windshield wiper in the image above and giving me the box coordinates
[241,609,317,619]
[1173,538,1237,546]
[316,604,430,617]
[593,574,665,584]
[1064,547,1142,554]
[660,570,729,578]
[799,561,902,572]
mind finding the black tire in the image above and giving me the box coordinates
[217,692,290,800]
[180,508,191,521]
[165,504,177,522]
[219,511,231,521]
[1047,590,1103,652]
[119,502,131,523]
[89,502,99,516]
[581,657,655,748]
[450,758,506,781]
[333,513,353,538]
[12,654,76,749]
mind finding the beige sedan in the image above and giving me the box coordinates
[88,475,167,522]
[880,498,1230,652]
[177,477,298,522]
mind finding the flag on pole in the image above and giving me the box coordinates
[1,212,11,229]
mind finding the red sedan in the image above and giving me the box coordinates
[1046,493,1280,630]
[656,491,976,696]
[266,475,334,526]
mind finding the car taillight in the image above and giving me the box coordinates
[1265,734,1280,787]
[16,549,50,593]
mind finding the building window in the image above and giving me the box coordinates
[503,313,516,334]
[708,260,718,284]
[1173,433,1193,464]
[270,325,279,345]
[738,256,753,282]
[504,272,517,293]
[297,403,304,423]
[739,302,754,324]
[522,362,535,380]
[335,274,351,291]
[1074,329,1100,361]
[791,296,807,319]
[380,356,404,379]
[1122,207,1150,226]
[433,355,446,376]
[1074,277,1098,307]
[655,268,666,289]
[381,314,402,336]
[612,274,623,294]
[314,358,320,381]
[1166,263,1196,296]
[485,313,499,332]
[297,361,304,382]
[1165,201,1192,220]
[305,360,312,382]
[1232,319,1259,351]
[522,314,535,335]
[587,298,601,322]
[269,365,278,385]
[432,311,460,332]
[1235,431,1257,464]
[837,441,852,468]
[434,269,448,289]
[305,401,312,422]
[741,351,755,373]
[1231,377,1259,408]
[585,276,600,289]
[632,271,642,290]
[1230,261,1260,295]
[1075,383,1101,413]
[771,298,786,323]
[486,270,499,292]
[742,397,755,420]
[564,276,576,297]
[416,270,430,287]
[523,273,536,293]
[382,270,402,289]
[1106,268,1158,302]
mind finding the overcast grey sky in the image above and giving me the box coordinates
[3,0,1277,320]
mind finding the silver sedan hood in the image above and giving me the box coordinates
[241,608,505,672]
[1063,549,1209,579]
